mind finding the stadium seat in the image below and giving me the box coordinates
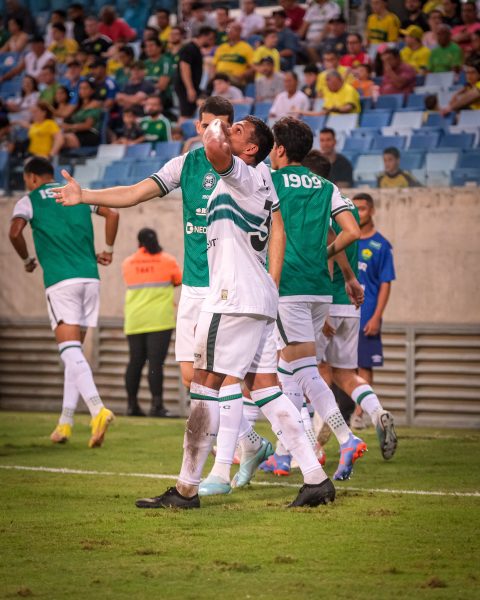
[343,137,373,153]
[422,112,455,128]
[375,94,404,110]
[359,110,392,129]
[456,111,480,128]
[451,168,480,186]
[131,160,165,180]
[102,161,134,183]
[244,82,256,99]
[400,151,425,170]
[350,129,377,140]
[234,103,254,121]
[340,151,358,168]
[154,141,183,161]
[73,164,104,188]
[301,115,326,133]
[437,90,456,107]
[437,133,475,150]
[389,110,423,130]
[325,113,358,134]
[458,151,480,169]
[353,153,383,184]
[97,144,126,161]
[411,168,427,185]
[253,101,272,121]
[54,165,73,183]
[0,149,9,190]
[125,143,152,160]
[0,77,22,99]
[360,97,373,112]
[425,72,455,90]
[372,135,407,151]
[180,120,197,139]
[408,131,441,150]
[425,151,459,185]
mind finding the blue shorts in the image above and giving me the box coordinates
[358,329,384,369]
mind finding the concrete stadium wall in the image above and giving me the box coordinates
[1,186,480,324]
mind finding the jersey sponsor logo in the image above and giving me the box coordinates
[202,172,217,190]
[196,207,207,216]
[185,222,207,235]
[206,237,218,250]
[369,240,382,250]
[361,248,373,261]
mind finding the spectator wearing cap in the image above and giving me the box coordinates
[378,147,421,188]
[269,71,309,119]
[253,29,281,74]
[212,22,254,86]
[89,59,117,109]
[81,16,113,57]
[212,73,245,103]
[340,33,370,68]
[400,25,431,73]
[299,0,340,62]
[99,5,136,43]
[452,1,480,55]
[380,47,417,95]
[318,127,353,188]
[401,0,429,32]
[366,0,400,44]
[139,95,171,143]
[0,35,55,83]
[115,61,155,110]
[279,0,305,33]
[319,16,349,57]
[48,23,79,64]
[255,56,285,102]
[272,9,299,72]
[427,24,463,72]
[302,64,319,108]
[239,0,265,39]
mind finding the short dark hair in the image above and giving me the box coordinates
[383,146,400,159]
[36,101,53,119]
[198,26,215,37]
[52,9,67,19]
[245,115,274,165]
[42,64,56,74]
[217,5,229,14]
[213,72,231,83]
[347,32,363,42]
[353,192,374,206]
[52,23,66,33]
[320,127,336,138]
[272,117,313,163]
[24,156,54,177]
[119,45,134,58]
[156,8,170,16]
[31,34,45,43]
[304,63,319,74]
[285,70,298,81]
[272,9,287,19]
[302,149,330,178]
[383,47,400,59]
[199,96,234,125]
[191,2,204,10]
[145,36,162,47]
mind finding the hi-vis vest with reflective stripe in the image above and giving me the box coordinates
[122,248,182,335]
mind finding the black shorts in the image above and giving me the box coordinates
[175,88,197,118]
[75,130,100,146]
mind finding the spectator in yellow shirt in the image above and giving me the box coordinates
[28,101,64,158]
[154,9,171,43]
[303,70,360,115]
[49,23,79,64]
[400,25,431,72]
[213,22,254,86]
[253,30,281,76]
[316,51,352,97]
[366,0,400,44]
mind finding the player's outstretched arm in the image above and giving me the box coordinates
[9,218,37,272]
[96,206,120,266]
[52,170,162,208]
[268,210,286,288]
[203,118,232,174]
[327,210,360,258]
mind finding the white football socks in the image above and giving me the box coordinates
[238,414,262,457]
[251,386,327,485]
[210,383,243,482]
[59,342,104,418]
[277,358,304,411]
[59,369,79,426]
[242,399,259,427]
[301,402,318,450]
[178,383,219,488]
[352,384,383,425]
[289,356,351,445]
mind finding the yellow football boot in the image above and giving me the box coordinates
[50,423,72,444]
[88,407,114,448]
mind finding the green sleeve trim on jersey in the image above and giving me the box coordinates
[206,313,222,371]
[209,193,264,227]
[217,160,235,177]
[59,343,82,355]
[149,174,169,196]
[254,391,283,408]
[292,364,317,374]
[331,206,350,219]
[272,202,280,213]
[277,365,293,376]
[190,393,219,402]
[218,393,243,402]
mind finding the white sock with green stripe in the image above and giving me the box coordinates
[290,356,351,445]
[178,383,219,488]
[352,384,383,425]
[243,399,259,426]
[277,358,304,411]
[300,402,318,450]
[210,383,243,482]
[59,342,104,418]
[59,368,80,426]
[252,386,327,485]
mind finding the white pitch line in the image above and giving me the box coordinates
[1,464,479,498]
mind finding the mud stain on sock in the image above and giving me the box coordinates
[184,401,210,474]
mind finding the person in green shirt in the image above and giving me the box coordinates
[139,94,171,142]
[144,37,175,117]
[61,79,102,148]
[9,156,119,448]
[38,64,60,105]
[114,44,135,90]
[427,24,463,72]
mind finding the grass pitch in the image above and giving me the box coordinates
[0,412,479,600]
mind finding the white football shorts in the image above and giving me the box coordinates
[175,292,206,362]
[193,312,277,379]
[45,279,100,331]
[316,315,360,368]
[276,301,330,350]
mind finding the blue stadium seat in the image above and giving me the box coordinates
[253,101,272,121]
[343,137,372,153]
[0,77,22,99]
[400,151,425,170]
[0,150,9,190]
[54,165,73,183]
[422,112,455,128]
[301,115,326,133]
[234,103,254,121]
[405,93,426,109]
[350,129,377,140]
[103,161,134,182]
[409,131,441,150]
[458,151,480,169]
[125,143,152,160]
[154,141,183,161]
[359,110,392,129]
[360,97,373,112]
[371,135,407,151]
[425,72,455,90]
[180,120,197,139]
[451,168,480,186]
[325,113,358,134]
[97,144,125,161]
[131,160,165,180]
[244,82,256,99]
[389,110,423,130]
[341,151,358,168]
[354,153,383,184]
[456,110,480,128]
[437,133,475,150]
[425,151,459,185]
[375,94,404,110]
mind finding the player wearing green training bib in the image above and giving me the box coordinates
[9,157,119,449]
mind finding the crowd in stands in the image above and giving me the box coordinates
[0,0,479,192]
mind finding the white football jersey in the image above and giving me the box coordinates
[201,157,280,319]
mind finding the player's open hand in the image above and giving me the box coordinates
[363,315,381,337]
[97,251,113,266]
[52,170,83,206]
[345,278,364,309]
[24,258,37,273]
